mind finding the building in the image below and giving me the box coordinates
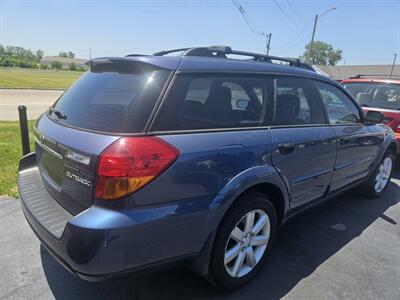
[315,64,400,80]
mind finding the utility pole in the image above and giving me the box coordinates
[305,7,336,64]
[266,33,272,55]
[306,14,318,64]
[390,53,397,78]
[89,48,92,60]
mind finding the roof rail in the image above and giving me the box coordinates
[350,74,400,79]
[153,46,314,71]
[152,48,193,56]
[125,54,149,57]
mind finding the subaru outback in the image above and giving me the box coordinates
[18,46,397,289]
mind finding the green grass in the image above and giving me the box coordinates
[0,120,35,197]
[0,68,83,89]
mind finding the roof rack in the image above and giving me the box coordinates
[350,74,400,79]
[152,46,315,71]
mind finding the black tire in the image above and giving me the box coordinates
[359,150,395,198]
[210,192,278,289]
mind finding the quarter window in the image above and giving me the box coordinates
[153,75,270,131]
[315,81,362,125]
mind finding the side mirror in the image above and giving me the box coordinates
[236,99,250,109]
[365,110,384,124]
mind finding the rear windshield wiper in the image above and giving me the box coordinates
[48,107,67,119]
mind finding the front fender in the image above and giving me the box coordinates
[369,127,397,177]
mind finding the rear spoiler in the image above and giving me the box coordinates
[85,57,180,72]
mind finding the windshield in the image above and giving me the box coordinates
[49,68,170,133]
[342,82,400,111]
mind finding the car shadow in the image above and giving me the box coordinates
[41,178,400,300]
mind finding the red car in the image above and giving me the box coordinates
[341,75,400,153]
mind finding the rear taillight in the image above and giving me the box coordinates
[95,137,179,200]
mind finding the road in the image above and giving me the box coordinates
[1,173,399,300]
[0,89,63,121]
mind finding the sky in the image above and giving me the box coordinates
[0,0,399,65]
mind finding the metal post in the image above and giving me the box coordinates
[18,105,30,155]
[306,14,318,64]
[390,54,397,78]
[266,33,272,55]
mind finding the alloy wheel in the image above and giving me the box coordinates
[375,157,393,193]
[224,209,270,278]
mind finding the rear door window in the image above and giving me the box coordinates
[50,67,170,133]
[153,75,271,131]
[274,77,326,126]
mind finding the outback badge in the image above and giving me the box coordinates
[65,171,91,187]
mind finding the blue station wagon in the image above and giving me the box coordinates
[18,46,397,289]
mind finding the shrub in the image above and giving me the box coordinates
[18,60,37,68]
[76,66,87,72]
[68,62,77,71]
[50,60,63,70]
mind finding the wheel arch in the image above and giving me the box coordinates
[369,134,398,178]
[212,166,290,229]
[192,166,290,278]
[387,141,397,155]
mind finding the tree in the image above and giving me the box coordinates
[302,40,342,66]
[68,62,76,71]
[58,52,68,58]
[36,49,44,61]
[50,60,63,70]
[0,44,45,68]
[67,51,75,58]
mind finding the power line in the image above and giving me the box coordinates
[232,0,263,36]
[232,0,271,54]
[273,0,304,30]
[285,0,306,26]
[271,19,313,50]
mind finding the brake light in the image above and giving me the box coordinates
[95,137,179,200]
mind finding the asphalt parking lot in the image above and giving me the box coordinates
[1,170,399,300]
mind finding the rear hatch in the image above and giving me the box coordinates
[33,58,175,215]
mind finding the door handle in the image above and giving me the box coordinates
[339,136,350,144]
[278,143,296,154]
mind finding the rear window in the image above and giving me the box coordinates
[49,67,170,133]
[342,82,400,111]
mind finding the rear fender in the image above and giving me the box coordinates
[209,166,290,223]
[192,166,289,277]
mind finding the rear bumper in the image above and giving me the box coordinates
[18,153,215,280]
